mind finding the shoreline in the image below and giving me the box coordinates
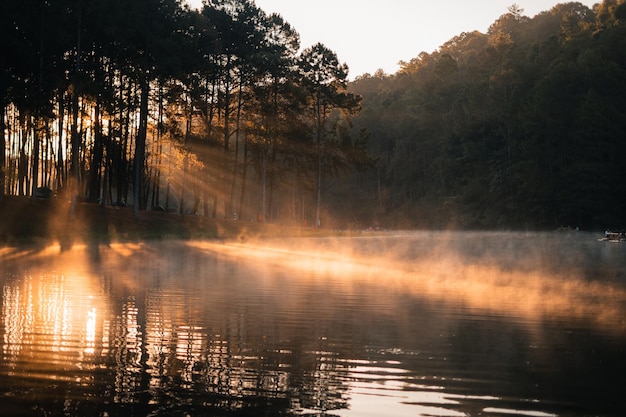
[2,196,594,249]
[0,196,334,248]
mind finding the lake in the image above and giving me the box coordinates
[1,231,625,417]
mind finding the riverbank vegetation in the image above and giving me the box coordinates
[2,1,626,236]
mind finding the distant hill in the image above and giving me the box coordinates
[345,1,626,230]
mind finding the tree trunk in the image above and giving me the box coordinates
[69,0,82,215]
[204,188,210,217]
[69,73,81,211]
[19,129,29,196]
[237,132,248,220]
[228,73,245,219]
[261,145,267,223]
[223,74,232,217]
[315,136,322,228]
[0,104,5,200]
[31,117,39,201]
[180,153,187,215]
[265,143,278,222]
[133,78,149,218]
[212,195,218,218]
[56,93,65,193]
[101,133,109,207]
[88,101,103,202]
[180,106,192,216]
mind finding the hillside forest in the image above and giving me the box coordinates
[2,0,626,231]
[349,1,626,230]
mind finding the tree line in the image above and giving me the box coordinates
[347,1,626,230]
[1,0,365,226]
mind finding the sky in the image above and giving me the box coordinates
[187,0,599,78]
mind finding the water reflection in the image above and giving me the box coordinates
[2,272,106,378]
[0,233,625,416]
[188,234,626,335]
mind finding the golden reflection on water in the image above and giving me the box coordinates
[1,239,624,416]
[1,271,106,377]
[187,239,626,334]
[3,239,625,355]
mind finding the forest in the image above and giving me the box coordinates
[1,0,364,228]
[2,0,626,231]
[348,1,626,230]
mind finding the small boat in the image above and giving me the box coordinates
[598,231,626,242]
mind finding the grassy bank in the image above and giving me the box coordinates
[0,196,329,246]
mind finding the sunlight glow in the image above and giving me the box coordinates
[1,271,106,373]
[187,239,626,335]
[483,408,557,417]
[0,245,110,377]
[84,307,97,354]
[186,0,203,10]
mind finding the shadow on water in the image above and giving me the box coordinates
[0,231,625,417]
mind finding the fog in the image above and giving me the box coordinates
[188,231,626,335]
[3,230,625,337]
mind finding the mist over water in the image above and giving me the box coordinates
[1,231,625,417]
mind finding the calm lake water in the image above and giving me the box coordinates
[1,231,625,417]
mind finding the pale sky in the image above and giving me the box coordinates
[187,0,598,78]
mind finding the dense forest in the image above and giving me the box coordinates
[2,1,626,231]
[348,1,626,230]
[1,0,364,227]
